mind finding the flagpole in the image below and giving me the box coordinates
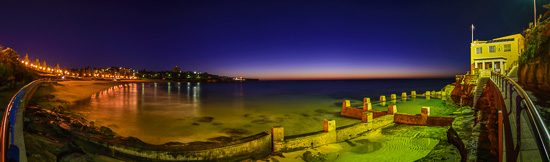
[471,24,474,43]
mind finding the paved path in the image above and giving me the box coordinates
[14,98,27,162]
[492,77,543,162]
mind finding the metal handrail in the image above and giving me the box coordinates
[0,79,42,162]
[491,71,550,161]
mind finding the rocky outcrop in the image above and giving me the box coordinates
[518,58,550,92]
[471,80,500,162]
[447,126,467,162]
[450,75,475,107]
[518,18,550,93]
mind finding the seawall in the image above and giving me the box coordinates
[272,115,394,152]
[73,132,272,161]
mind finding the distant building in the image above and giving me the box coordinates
[470,34,525,75]
[24,54,29,63]
[173,66,181,73]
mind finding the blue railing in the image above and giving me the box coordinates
[1,79,42,162]
[491,72,550,162]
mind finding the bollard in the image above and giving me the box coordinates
[363,98,371,111]
[362,112,373,123]
[271,126,284,142]
[401,92,407,98]
[363,102,372,111]
[420,107,430,124]
[323,119,336,132]
[425,91,431,100]
[271,126,284,152]
[421,107,430,116]
[380,95,386,102]
[342,100,350,114]
[388,105,397,114]
[343,100,350,109]
[363,97,371,103]
[411,91,416,96]
[390,94,396,100]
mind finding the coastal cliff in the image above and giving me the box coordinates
[518,18,550,92]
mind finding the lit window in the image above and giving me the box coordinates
[489,46,495,53]
[503,44,511,52]
[476,47,482,54]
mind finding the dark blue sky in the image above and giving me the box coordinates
[0,0,546,80]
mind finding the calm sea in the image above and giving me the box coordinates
[71,78,455,144]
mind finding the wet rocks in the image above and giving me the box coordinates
[99,126,116,137]
[251,116,274,124]
[58,153,92,162]
[351,139,382,154]
[301,151,327,162]
[220,128,250,136]
[193,116,214,122]
[207,136,234,142]
[106,124,118,128]
[314,109,329,114]
[447,126,467,162]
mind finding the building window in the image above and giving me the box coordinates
[476,47,482,54]
[503,44,511,52]
[489,46,495,53]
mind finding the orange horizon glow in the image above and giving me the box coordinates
[247,73,456,81]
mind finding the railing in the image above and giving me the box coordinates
[0,79,42,162]
[491,71,550,162]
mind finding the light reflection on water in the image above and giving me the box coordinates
[72,79,454,144]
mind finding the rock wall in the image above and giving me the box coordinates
[471,80,501,161]
[518,57,550,92]
[518,19,550,93]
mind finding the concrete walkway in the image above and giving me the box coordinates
[14,98,27,162]
[6,80,42,162]
[492,77,543,162]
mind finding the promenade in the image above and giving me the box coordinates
[491,73,549,162]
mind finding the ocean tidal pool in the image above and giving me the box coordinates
[69,80,455,144]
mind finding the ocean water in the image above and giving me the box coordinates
[70,78,455,144]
